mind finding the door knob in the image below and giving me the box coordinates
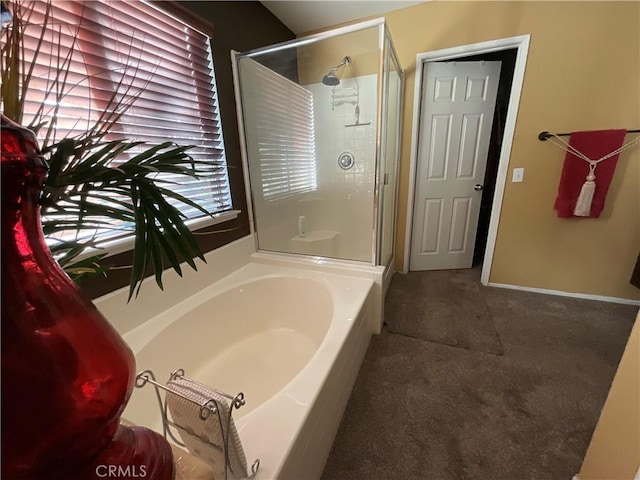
[474,184,483,191]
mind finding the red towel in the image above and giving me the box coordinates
[554,129,627,218]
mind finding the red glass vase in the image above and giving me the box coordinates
[1,115,175,480]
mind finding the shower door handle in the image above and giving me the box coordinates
[474,184,483,191]
[383,173,389,185]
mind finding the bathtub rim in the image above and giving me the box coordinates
[230,270,374,479]
[122,270,336,353]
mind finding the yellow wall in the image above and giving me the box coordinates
[308,1,640,300]
[297,27,379,85]
[578,313,640,480]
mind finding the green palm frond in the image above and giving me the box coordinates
[2,0,216,300]
[51,241,110,283]
[40,138,211,300]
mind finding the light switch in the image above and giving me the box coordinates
[512,167,524,183]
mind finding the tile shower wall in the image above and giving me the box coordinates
[247,73,377,262]
[305,74,378,262]
[308,74,377,188]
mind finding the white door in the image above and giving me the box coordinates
[410,60,501,271]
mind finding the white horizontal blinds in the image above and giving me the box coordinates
[19,0,230,239]
[240,58,316,200]
[19,1,98,141]
[92,0,230,217]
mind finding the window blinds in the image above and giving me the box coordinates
[239,58,317,200]
[18,0,231,236]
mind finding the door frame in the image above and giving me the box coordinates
[402,35,531,285]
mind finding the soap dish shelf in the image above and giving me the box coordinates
[135,369,260,480]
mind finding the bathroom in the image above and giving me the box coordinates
[101,2,639,478]
[2,1,638,480]
[101,13,403,479]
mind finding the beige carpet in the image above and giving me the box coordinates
[385,268,503,355]
[322,270,638,480]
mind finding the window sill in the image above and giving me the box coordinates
[69,210,241,263]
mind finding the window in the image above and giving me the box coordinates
[238,58,317,200]
[18,0,232,247]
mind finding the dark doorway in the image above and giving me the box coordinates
[448,49,517,267]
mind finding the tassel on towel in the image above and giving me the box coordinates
[572,163,597,216]
[554,130,627,218]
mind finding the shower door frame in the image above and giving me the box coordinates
[231,17,401,267]
[375,25,404,267]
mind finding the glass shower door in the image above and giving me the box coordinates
[378,30,403,266]
[236,25,381,263]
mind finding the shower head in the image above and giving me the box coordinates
[322,70,340,86]
[322,56,351,86]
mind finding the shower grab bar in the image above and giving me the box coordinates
[135,369,260,480]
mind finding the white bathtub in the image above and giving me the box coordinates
[122,261,374,479]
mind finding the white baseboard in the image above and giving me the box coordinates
[487,282,640,306]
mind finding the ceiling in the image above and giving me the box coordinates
[260,1,427,35]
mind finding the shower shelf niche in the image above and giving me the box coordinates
[291,230,341,257]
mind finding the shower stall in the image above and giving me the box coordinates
[232,18,403,269]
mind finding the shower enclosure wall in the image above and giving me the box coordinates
[233,19,403,267]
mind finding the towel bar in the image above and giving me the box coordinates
[135,369,260,480]
[539,129,640,141]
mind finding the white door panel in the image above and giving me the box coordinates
[410,61,501,271]
[420,198,442,254]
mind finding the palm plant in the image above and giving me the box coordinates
[1,0,215,299]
